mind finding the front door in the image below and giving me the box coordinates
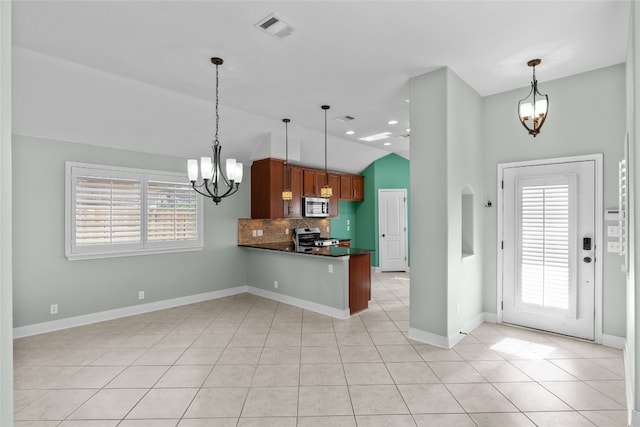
[378,189,408,272]
[502,159,596,340]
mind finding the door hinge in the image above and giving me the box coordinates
[404,256,407,261]
[501,180,504,189]
[501,241,504,250]
[501,301,504,310]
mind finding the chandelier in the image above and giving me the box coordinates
[320,105,332,198]
[517,58,549,137]
[187,57,243,204]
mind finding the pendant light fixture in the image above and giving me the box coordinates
[517,58,549,137]
[187,57,242,205]
[281,118,293,201]
[320,105,333,198]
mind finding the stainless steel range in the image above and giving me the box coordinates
[293,227,339,247]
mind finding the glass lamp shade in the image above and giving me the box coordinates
[282,189,293,200]
[519,102,533,120]
[235,163,243,183]
[187,159,199,181]
[535,99,548,117]
[320,186,333,198]
[200,157,214,180]
[226,159,237,181]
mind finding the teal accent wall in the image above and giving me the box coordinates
[330,201,357,242]
[12,135,251,327]
[354,153,410,267]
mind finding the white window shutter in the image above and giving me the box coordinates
[147,181,199,242]
[75,177,142,246]
[518,180,574,312]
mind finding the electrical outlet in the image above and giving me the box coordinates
[274,280,278,289]
[138,291,145,300]
[328,264,333,273]
[326,227,330,233]
[252,230,257,237]
[50,304,58,315]
[285,229,289,235]
[347,226,350,232]
[257,230,263,236]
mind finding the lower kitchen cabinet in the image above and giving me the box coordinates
[349,252,371,315]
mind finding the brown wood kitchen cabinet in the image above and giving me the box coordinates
[349,252,371,315]
[303,168,339,217]
[251,158,302,219]
[339,174,364,202]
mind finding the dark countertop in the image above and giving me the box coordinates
[239,242,374,258]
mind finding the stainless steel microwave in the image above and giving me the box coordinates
[304,197,330,217]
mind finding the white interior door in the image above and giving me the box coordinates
[378,189,407,272]
[502,160,596,340]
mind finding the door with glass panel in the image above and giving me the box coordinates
[502,160,595,340]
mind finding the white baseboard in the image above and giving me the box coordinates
[13,286,247,338]
[13,285,353,338]
[407,327,450,349]
[631,409,640,427]
[247,286,350,320]
[602,333,626,349]
[408,312,492,349]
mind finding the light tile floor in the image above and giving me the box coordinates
[13,272,627,426]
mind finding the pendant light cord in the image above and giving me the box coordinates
[324,106,329,186]
[214,62,220,148]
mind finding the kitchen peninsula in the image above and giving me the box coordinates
[238,218,373,317]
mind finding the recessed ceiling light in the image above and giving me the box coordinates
[405,99,410,103]
[345,130,355,135]
[359,132,391,142]
[406,128,410,132]
[388,120,398,125]
[383,142,392,146]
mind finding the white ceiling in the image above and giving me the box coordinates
[11,1,631,173]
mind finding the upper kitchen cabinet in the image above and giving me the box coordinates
[284,165,303,218]
[340,174,364,202]
[251,158,286,219]
[303,168,339,216]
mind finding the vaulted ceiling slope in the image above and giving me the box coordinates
[11,1,630,173]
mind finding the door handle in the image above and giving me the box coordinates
[583,256,592,263]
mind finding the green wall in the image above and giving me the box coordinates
[629,0,640,416]
[0,1,13,425]
[409,67,484,340]
[481,64,627,338]
[330,200,357,243]
[12,135,250,327]
[354,153,410,267]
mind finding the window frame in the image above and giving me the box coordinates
[65,161,204,260]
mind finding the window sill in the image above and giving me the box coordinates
[66,245,204,261]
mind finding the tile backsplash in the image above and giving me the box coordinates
[238,218,330,245]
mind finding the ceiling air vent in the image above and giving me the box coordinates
[256,14,294,39]
[332,115,355,123]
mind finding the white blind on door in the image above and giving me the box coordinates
[75,177,142,246]
[147,181,198,242]
[519,183,572,310]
